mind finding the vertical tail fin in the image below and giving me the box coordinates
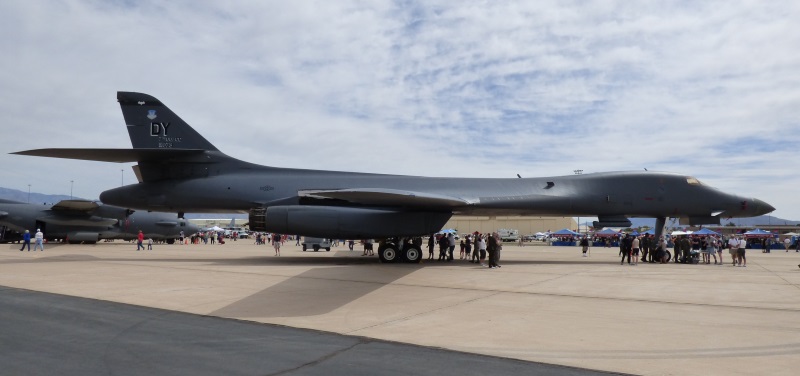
[117,92,218,151]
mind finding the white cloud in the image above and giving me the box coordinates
[1,0,798,219]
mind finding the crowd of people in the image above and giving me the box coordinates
[608,233,767,267]
[428,232,503,268]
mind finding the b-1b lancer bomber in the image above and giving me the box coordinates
[14,92,775,262]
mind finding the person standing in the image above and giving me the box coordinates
[447,232,456,261]
[493,232,503,268]
[477,234,487,266]
[487,233,498,269]
[737,236,747,267]
[620,234,632,265]
[32,228,45,251]
[631,235,640,265]
[147,237,153,250]
[679,236,691,264]
[580,236,589,257]
[273,233,282,256]
[639,234,649,263]
[727,236,738,266]
[137,230,145,251]
[19,230,31,251]
[427,235,435,260]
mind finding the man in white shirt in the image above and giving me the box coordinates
[33,228,44,251]
[727,237,739,266]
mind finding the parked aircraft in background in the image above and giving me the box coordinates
[0,199,198,244]
[14,92,775,262]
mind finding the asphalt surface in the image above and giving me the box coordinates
[0,286,622,376]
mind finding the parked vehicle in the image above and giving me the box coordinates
[497,228,519,242]
[302,237,331,252]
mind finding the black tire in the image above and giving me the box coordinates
[313,245,320,252]
[325,247,330,252]
[665,250,672,262]
[403,245,422,263]
[302,245,307,252]
[378,244,399,263]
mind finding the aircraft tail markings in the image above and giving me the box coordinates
[117,91,219,152]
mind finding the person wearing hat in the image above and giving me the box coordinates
[32,228,44,251]
[19,230,31,251]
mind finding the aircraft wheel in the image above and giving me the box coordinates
[403,245,422,263]
[378,244,399,263]
[302,245,307,252]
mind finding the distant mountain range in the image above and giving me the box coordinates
[0,187,75,205]
[3,186,796,226]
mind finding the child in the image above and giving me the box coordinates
[147,238,153,250]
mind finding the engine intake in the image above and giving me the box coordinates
[250,206,451,239]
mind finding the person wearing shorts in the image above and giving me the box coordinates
[737,236,746,267]
[273,233,282,256]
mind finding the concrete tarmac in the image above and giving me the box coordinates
[1,240,799,375]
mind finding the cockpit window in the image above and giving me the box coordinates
[686,177,702,185]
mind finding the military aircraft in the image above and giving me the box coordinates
[0,198,198,244]
[13,92,775,262]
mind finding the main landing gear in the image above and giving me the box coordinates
[377,238,422,264]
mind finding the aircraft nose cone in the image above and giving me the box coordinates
[753,198,775,216]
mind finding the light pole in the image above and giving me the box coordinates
[574,170,583,233]
[27,184,31,203]
[70,180,74,200]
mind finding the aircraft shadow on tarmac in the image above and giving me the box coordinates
[2,249,636,318]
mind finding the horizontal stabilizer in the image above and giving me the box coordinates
[51,200,100,212]
[299,188,469,208]
[12,148,206,163]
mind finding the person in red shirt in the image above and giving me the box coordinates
[137,230,145,251]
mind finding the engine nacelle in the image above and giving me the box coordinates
[254,206,452,239]
[679,216,720,226]
[593,215,632,229]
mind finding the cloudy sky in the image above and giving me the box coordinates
[2,1,799,220]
